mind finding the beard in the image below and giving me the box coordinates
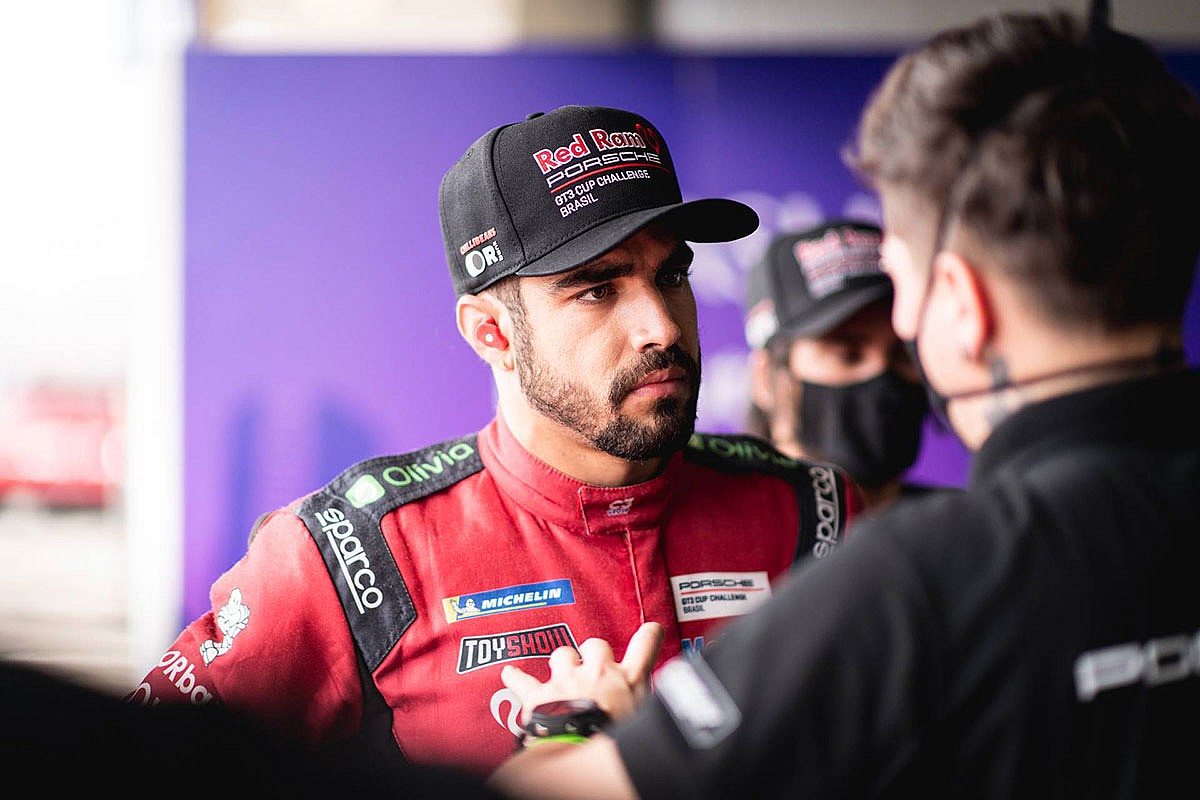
[515,337,702,463]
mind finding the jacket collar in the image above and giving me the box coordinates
[970,368,1200,487]
[478,413,681,536]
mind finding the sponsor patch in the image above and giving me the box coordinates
[443,578,575,624]
[199,588,250,665]
[807,464,841,559]
[671,571,771,623]
[655,650,741,749]
[126,649,216,707]
[457,623,577,673]
[313,507,384,614]
[794,226,882,298]
[344,474,385,508]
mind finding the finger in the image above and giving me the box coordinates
[619,622,665,683]
[499,664,544,697]
[547,644,582,675]
[577,636,615,665]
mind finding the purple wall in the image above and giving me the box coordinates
[184,49,1200,622]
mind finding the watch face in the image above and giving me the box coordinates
[531,699,596,720]
[525,698,611,738]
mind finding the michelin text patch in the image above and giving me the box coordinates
[443,579,575,624]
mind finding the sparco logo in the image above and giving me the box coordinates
[457,623,577,673]
[808,465,840,559]
[314,506,382,613]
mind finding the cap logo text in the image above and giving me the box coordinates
[533,133,591,175]
[794,228,883,298]
[465,241,504,277]
[459,227,497,256]
[589,128,646,151]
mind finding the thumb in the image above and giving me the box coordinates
[619,621,665,685]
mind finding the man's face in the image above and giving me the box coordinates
[506,225,702,462]
[785,300,916,387]
[877,183,966,390]
[762,299,920,463]
[878,185,939,345]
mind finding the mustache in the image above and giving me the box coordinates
[608,346,701,407]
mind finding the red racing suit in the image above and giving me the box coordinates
[129,416,858,774]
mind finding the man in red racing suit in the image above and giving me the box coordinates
[129,415,855,774]
[128,104,860,775]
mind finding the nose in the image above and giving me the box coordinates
[627,286,683,353]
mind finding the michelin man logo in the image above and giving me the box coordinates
[199,588,250,666]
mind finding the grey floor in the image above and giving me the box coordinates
[0,504,130,696]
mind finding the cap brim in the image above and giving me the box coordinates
[781,282,894,339]
[515,198,759,278]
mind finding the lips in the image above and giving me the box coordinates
[608,346,701,407]
[627,367,690,400]
[633,367,687,391]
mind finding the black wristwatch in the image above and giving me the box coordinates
[519,699,611,744]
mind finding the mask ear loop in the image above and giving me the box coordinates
[903,133,987,432]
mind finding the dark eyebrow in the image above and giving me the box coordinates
[549,240,695,293]
[549,262,635,292]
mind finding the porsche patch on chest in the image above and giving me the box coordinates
[671,571,772,622]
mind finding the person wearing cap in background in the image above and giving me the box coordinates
[126,105,859,775]
[488,7,1200,798]
[743,220,935,512]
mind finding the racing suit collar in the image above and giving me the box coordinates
[480,414,682,536]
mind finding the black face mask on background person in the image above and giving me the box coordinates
[796,370,929,490]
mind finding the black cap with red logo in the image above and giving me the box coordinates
[743,220,891,349]
[439,105,759,296]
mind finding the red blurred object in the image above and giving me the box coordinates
[0,381,124,509]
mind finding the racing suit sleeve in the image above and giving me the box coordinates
[126,508,364,747]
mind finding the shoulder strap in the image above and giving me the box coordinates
[294,434,483,671]
[683,432,853,563]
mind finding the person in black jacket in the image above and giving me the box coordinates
[488,7,1200,798]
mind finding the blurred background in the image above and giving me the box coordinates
[2,0,1198,697]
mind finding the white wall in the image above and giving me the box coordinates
[0,0,191,681]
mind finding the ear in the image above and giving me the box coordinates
[748,348,775,412]
[933,250,994,363]
[456,292,512,370]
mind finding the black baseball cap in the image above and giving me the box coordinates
[743,220,891,349]
[439,105,759,296]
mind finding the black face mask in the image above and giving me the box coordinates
[796,370,929,490]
